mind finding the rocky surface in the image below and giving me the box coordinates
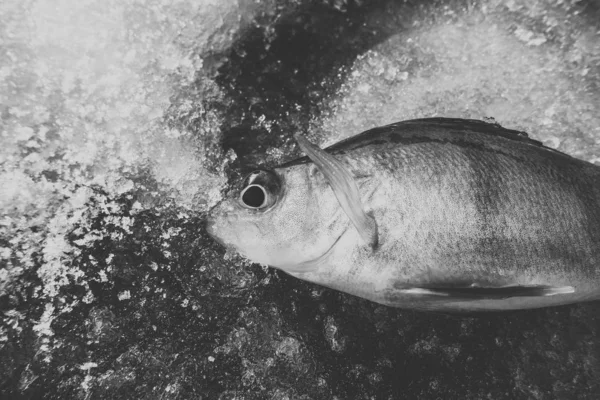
[2,0,600,399]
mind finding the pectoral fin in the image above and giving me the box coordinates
[295,133,378,249]
[398,285,575,300]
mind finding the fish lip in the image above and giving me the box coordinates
[205,217,225,248]
[205,217,217,240]
[205,207,228,247]
[205,217,238,253]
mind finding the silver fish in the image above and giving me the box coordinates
[206,118,600,311]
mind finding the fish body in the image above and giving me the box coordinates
[207,118,600,311]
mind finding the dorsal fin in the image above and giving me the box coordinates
[408,117,541,145]
[325,117,544,154]
[279,118,550,168]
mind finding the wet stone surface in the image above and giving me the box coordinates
[2,0,600,399]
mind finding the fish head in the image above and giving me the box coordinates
[206,165,348,272]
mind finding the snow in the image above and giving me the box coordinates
[314,2,600,162]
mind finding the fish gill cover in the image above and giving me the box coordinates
[1,0,600,399]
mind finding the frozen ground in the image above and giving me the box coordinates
[1,0,600,399]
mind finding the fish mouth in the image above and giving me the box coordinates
[205,209,232,250]
[205,197,230,241]
[279,226,349,274]
[205,212,220,241]
[205,216,241,257]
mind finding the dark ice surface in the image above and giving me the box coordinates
[1,0,600,399]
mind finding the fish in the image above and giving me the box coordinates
[206,118,600,311]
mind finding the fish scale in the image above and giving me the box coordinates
[207,118,600,311]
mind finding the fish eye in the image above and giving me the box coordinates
[241,185,267,208]
[238,170,281,210]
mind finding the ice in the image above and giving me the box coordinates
[1,0,271,218]
[314,2,600,163]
